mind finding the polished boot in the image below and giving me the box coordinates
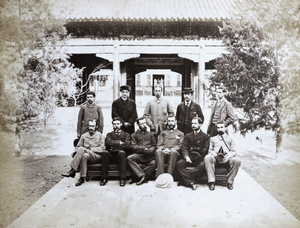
[75,177,85,186]
[61,168,76,178]
[136,175,145,185]
[189,183,197,190]
[120,179,126,187]
[227,183,233,190]
[100,178,108,186]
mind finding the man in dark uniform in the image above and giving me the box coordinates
[175,117,210,190]
[112,85,138,134]
[104,117,131,187]
[176,87,204,135]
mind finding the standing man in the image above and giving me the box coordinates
[155,113,184,178]
[105,117,131,187]
[204,121,241,191]
[176,117,210,190]
[207,86,235,137]
[176,87,204,134]
[112,85,138,134]
[62,120,107,187]
[144,85,173,136]
[77,91,104,138]
[127,117,157,185]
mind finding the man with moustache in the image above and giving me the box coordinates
[144,85,173,136]
[104,117,131,187]
[176,87,204,134]
[207,86,235,137]
[127,117,157,185]
[77,91,104,138]
[176,117,210,190]
[62,120,107,187]
[112,85,138,134]
[204,121,241,191]
[155,113,184,178]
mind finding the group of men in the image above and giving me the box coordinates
[62,85,241,191]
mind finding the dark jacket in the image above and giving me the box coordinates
[105,130,131,152]
[131,130,157,162]
[176,101,204,134]
[112,97,138,134]
[181,130,210,162]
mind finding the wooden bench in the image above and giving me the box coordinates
[86,162,229,186]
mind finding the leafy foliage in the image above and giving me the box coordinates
[0,0,82,130]
[211,20,280,134]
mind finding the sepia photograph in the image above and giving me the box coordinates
[0,0,299,227]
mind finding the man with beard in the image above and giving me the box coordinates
[77,91,104,138]
[176,87,204,134]
[155,113,184,178]
[207,86,235,137]
[62,120,107,187]
[127,117,157,185]
[204,121,241,191]
[112,85,138,134]
[176,117,210,190]
[104,117,131,187]
[144,86,173,136]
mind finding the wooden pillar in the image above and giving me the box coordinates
[198,40,205,110]
[113,41,120,101]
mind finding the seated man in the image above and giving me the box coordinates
[105,117,131,187]
[127,117,157,185]
[61,120,106,187]
[155,113,184,178]
[176,117,210,190]
[204,121,241,191]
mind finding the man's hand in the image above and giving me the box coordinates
[77,133,80,138]
[222,155,230,163]
[120,141,125,145]
[185,156,192,163]
[163,148,170,154]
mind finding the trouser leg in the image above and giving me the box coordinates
[227,157,241,184]
[100,151,109,178]
[155,149,165,177]
[70,147,85,171]
[176,159,194,186]
[204,154,217,183]
[167,150,179,175]
[143,159,156,180]
[118,150,127,179]
[127,154,145,179]
[77,150,101,178]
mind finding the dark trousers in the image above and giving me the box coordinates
[176,158,205,187]
[127,153,156,180]
[103,150,127,179]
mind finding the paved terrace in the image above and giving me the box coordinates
[8,107,300,228]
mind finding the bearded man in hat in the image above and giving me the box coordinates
[112,85,138,134]
[77,91,104,138]
[176,87,204,135]
[175,117,210,190]
[155,113,184,178]
[204,121,241,191]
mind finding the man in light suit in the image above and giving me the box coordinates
[176,87,204,134]
[175,117,210,190]
[62,120,106,187]
[112,85,138,135]
[155,113,184,178]
[144,85,173,136]
[207,86,235,137]
[105,117,131,187]
[204,121,241,191]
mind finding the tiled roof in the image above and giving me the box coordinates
[52,0,241,22]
